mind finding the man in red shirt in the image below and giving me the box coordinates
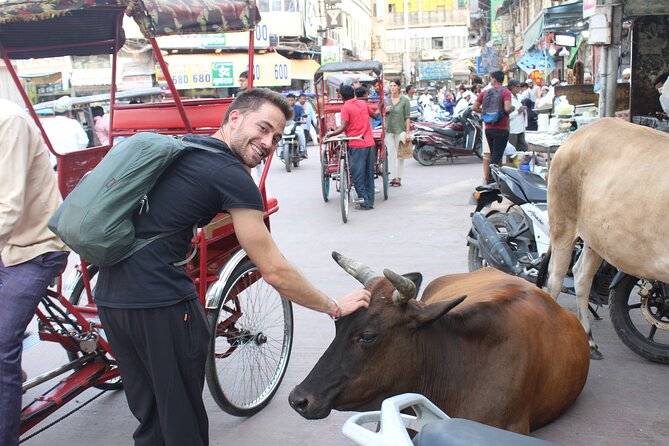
[473,70,513,182]
[326,85,380,210]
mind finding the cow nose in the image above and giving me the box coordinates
[288,387,311,415]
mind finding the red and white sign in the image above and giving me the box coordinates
[583,0,597,18]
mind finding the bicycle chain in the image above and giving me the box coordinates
[19,388,108,444]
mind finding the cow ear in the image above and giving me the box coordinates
[413,295,466,326]
[403,272,423,299]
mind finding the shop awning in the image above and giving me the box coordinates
[160,52,291,88]
[544,1,585,33]
[291,59,320,80]
[523,14,544,51]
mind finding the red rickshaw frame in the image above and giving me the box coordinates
[313,61,389,223]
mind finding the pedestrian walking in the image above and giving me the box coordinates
[384,79,411,187]
[0,99,70,446]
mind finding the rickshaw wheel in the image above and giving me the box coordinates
[382,151,389,200]
[321,149,330,202]
[206,260,293,416]
[340,157,349,223]
[68,264,123,391]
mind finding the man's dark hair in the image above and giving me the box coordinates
[354,86,368,98]
[91,106,104,117]
[490,71,505,84]
[340,84,355,101]
[222,88,293,125]
[507,79,520,88]
[405,84,414,94]
[298,93,306,99]
[472,76,483,85]
[286,93,297,99]
[653,72,669,87]
[520,82,528,88]
[239,70,248,80]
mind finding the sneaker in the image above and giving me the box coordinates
[374,187,380,194]
[355,204,373,210]
[353,197,364,204]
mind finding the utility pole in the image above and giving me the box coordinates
[403,0,410,86]
[598,0,623,118]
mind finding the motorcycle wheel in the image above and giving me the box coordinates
[609,276,669,364]
[416,145,436,166]
[468,212,513,272]
[283,142,292,172]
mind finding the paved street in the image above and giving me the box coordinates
[21,147,667,445]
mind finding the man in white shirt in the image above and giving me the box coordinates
[507,80,527,152]
[653,72,669,116]
[418,88,432,108]
[41,95,88,167]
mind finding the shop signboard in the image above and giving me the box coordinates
[517,47,555,79]
[418,61,453,80]
[159,55,291,89]
[476,46,498,74]
[156,23,271,49]
[212,62,234,87]
[321,45,342,64]
[583,0,596,18]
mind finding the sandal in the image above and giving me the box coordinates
[389,179,400,187]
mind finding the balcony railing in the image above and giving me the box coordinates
[384,9,468,28]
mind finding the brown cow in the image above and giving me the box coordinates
[545,118,669,358]
[289,252,589,435]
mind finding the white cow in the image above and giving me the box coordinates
[545,118,669,358]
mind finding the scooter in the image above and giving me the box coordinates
[468,165,669,363]
[466,164,616,310]
[342,393,557,446]
[412,107,483,166]
[279,119,304,172]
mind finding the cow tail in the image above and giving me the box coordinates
[535,245,551,289]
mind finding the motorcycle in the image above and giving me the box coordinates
[467,165,669,363]
[466,164,616,313]
[279,119,304,172]
[412,107,483,166]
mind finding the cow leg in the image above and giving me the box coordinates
[546,245,572,301]
[572,245,604,360]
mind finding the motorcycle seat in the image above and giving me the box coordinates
[433,127,459,137]
[500,166,547,202]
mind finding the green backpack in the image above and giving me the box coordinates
[48,132,217,266]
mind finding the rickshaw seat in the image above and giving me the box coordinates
[112,98,234,136]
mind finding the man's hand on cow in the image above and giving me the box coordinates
[334,289,371,318]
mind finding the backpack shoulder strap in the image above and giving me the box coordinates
[174,136,222,154]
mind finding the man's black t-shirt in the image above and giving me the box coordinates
[95,135,263,309]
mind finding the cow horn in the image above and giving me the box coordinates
[383,268,416,305]
[332,251,377,285]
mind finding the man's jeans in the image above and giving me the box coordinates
[295,127,306,154]
[0,251,69,446]
[348,146,375,209]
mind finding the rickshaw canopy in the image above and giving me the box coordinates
[314,61,383,83]
[0,0,261,59]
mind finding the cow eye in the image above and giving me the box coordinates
[358,333,376,344]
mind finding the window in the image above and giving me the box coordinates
[432,37,444,49]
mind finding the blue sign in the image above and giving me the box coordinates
[476,46,498,74]
[517,47,555,78]
[418,61,453,80]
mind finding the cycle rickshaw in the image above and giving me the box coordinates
[314,61,389,223]
[1,0,292,440]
